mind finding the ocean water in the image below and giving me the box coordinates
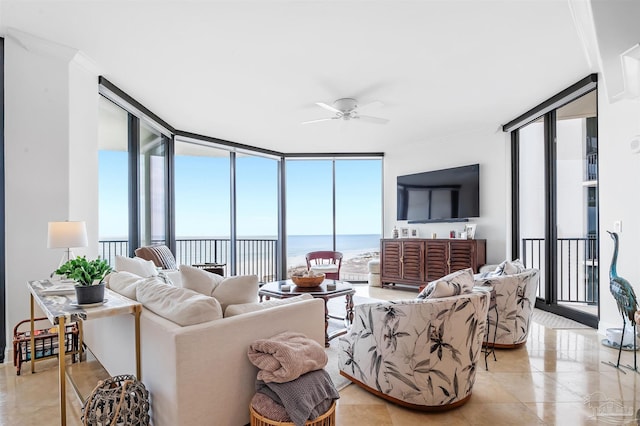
[287,234,381,257]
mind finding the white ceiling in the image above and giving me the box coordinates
[0,0,592,154]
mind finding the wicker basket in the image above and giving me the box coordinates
[291,273,325,288]
[249,401,336,426]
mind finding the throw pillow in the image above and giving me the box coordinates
[212,275,259,312]
[135,245,178,270]
[504,258,526,275]
[417,268,474,299]
[179,265,224,295]
[136,278,223,326]
[107,271,148,300]
[115,256,158,278]
[494,259,526,275]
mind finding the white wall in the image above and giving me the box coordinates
[4,32,99,350]
[383,124,510,265]
[589,1,640,333]
[597,95,640,333]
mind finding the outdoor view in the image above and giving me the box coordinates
[98,97,382,282]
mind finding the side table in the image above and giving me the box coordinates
[192,262,226,276]
[27,280,142,426]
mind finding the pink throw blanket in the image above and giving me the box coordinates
[248,332,327,383]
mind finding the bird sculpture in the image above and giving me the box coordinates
[603,231,639,373]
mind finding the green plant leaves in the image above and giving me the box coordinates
[54,256,112,286]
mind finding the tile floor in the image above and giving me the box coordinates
[2,284,640,425]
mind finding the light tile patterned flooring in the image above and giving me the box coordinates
[2,284,640,425]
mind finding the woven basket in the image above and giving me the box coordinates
[291,273,325,288]
[249,401,336,426]
[82,374,150,426]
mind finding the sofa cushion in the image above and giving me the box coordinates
[224,294,313,317]
[107,271,148,300]
[212,275,259,312]
[115,255,158,278]
[309,264,339,274]
[417,268,474,299]
[136,278,223,326]
[180,265,224,294]
[179,266,258,311]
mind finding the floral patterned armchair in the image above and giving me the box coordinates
[475,268,540,348]
[338,290,489,410]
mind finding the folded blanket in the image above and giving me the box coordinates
[248,332,327,383]
[256,369,339,426]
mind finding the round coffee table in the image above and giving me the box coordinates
[259,279,355,347]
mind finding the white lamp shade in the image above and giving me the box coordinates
[47,221,89,249]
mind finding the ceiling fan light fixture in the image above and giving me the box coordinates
[302,97,389,125]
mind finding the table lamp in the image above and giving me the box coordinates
[47,221,89,267]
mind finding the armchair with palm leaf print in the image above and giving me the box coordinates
[337,290,489,410]
[475,268,540,348]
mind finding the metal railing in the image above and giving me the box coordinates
[522,236,598,304]
[586,152,598,181]
[99,238,278,282]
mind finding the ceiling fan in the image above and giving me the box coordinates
[302,98,389,125]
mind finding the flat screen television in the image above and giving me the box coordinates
[397,164,479,223]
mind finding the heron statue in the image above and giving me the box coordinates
[603,231,639,373]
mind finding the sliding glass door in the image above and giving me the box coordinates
[518,117,546,301]
[509,76,598,326]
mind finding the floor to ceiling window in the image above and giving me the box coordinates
[139,122,169,247]
[98,96,130,261]
[507,75,598,327]
[286,160,334,277]
[174,140,231,269]
[98,79,384,281]
[285,158,383,281]
[236,153,279,280]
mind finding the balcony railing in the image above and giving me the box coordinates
[586,152,597,181]
[99,238,278,282]
[522,236,598,304]
[99,237,372,283]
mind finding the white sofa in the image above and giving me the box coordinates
[83,270,325,426]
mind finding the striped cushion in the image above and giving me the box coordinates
[135,245,178,270]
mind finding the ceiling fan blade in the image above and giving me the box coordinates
[315,102,342,114]
[357,115,389,124]
[301,117,336,125]
[357,100,384,111]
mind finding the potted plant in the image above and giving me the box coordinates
[55,256,112,305]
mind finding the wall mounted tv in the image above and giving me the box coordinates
[397,164,479,223]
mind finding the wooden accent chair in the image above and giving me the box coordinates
[305,251,343,280]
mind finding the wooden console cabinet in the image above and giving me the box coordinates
[380,238,486,288]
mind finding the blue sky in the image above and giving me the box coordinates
[99,151,382,238]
